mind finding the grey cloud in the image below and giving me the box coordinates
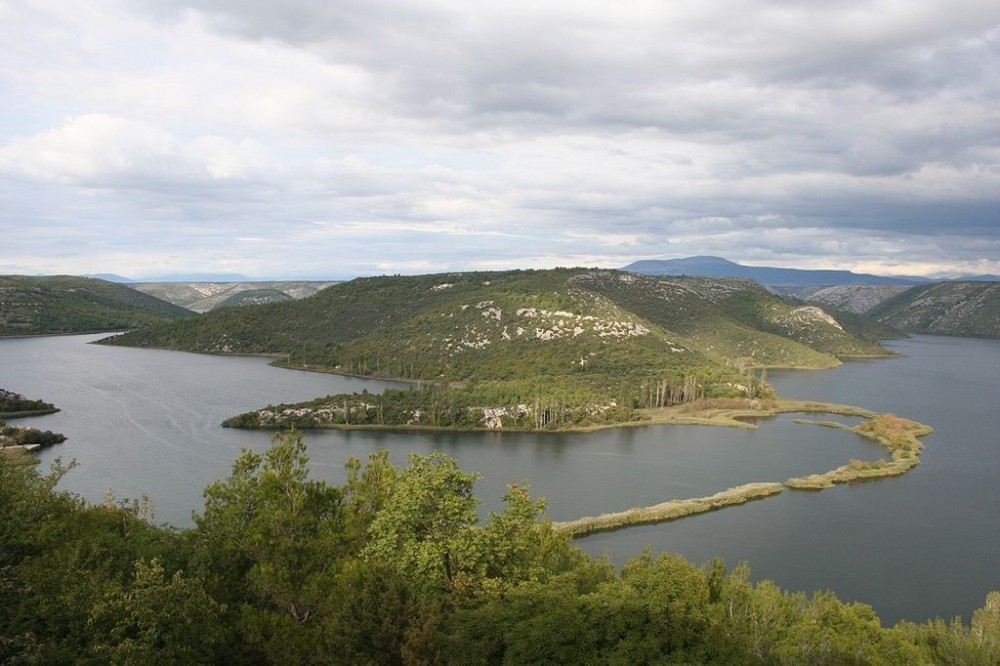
[2,1,997,278]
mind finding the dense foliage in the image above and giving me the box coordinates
[2,432,998,664]
[0,389,56,417]
[0,276,192,336]
[0,422,67,447]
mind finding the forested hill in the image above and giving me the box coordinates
[0,275,193,336]
[103,269,889,366]
[103,269,892,430]
[867,281,1000,338]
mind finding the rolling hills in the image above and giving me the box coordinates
[103,268,893,430]
[783,282,1000,338]
[0,275,193,336]
[775,285,913,314]
[867,281,1000,338]
[627,257,999,339]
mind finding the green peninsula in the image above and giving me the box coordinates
[0,389,59,418]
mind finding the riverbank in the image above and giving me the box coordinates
[0,407,60,419]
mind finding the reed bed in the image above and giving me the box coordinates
[786,413,933,489]
[553,482,784,537]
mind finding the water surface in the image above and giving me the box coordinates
[3,333,998,624]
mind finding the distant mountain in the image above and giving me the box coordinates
[132,281,338,312]
[623,256,929,287]
[0,275,193,336]
[84,273,135,283]
[867,281,1000,338]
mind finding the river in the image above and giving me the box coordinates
[2,333,998,624]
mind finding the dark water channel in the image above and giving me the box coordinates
[2,333,997,624]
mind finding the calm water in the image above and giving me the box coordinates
[2,333,998,624]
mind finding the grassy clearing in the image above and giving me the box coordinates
[0,447,38,464]
[552,482,784,537]
[637,396,875,429]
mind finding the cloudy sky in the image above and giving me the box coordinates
[1,0,998,279]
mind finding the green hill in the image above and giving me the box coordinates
[867,281,1000,338]
[0,275,194,336]
[103,269,892,430]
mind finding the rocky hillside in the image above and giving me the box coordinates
[777,285,913,314]
[132,281,337,312]
[0,275,193,336]
[867,281,1000,338]
[213,289,294,309]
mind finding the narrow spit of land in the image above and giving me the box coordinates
[552,397,933,538]
[0,390,66,461]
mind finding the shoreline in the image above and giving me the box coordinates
[222,396,881,435]
[0,408,60,419]
[553,406,932,537]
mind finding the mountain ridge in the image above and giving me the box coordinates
[623,256,930,286]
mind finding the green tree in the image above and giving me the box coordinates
[361,452,482,598]
[88,558,222,665]
[191,430,348,661]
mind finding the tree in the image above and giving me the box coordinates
[89,558,222,665]
[191,430,347,661]
[362,452,482,598]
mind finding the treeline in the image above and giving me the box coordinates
[0,389,57,417]
[224,370,772,431]
[2,432,998,664]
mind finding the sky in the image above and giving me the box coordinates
[1,0,998,280]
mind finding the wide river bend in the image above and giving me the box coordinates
[2,333,997,624]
